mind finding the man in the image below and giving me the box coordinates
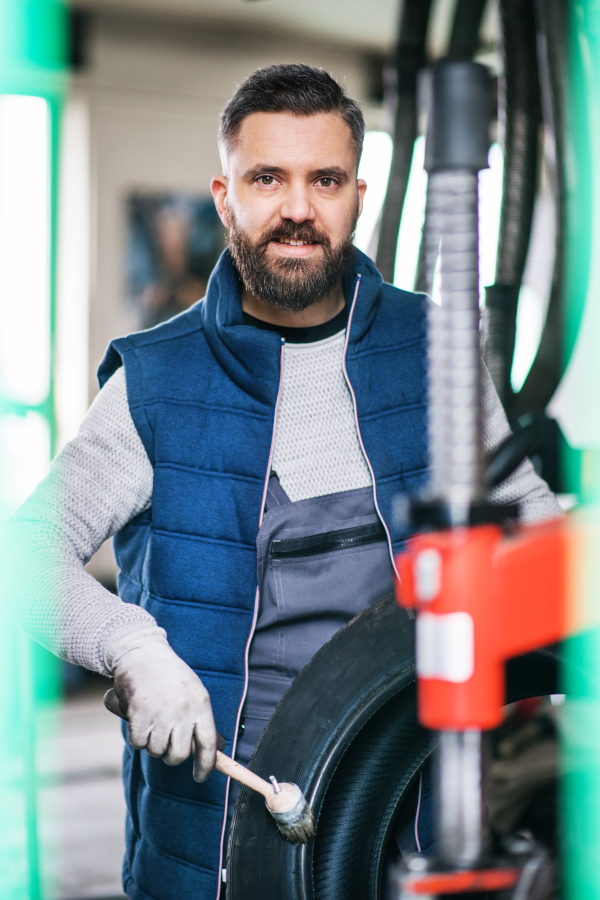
[7,64,560,900]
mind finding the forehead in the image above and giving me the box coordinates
[230,111,356,173]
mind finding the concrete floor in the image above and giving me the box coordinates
[36,685,127,900]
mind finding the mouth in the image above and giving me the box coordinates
[269,238,321,258]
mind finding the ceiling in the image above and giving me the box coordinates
[74,0,433,53]
[74,0,500,62]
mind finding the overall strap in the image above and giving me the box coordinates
[265,473,291,511]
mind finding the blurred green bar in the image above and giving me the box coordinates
[562,2,600,899]
[0,2,67,898]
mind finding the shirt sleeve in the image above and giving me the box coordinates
[4,366,162,675]
[481,365,563,522]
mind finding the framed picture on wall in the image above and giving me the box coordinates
[126,192,225,329]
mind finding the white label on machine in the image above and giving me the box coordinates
[414,548,442,601]
[416,611,474,683]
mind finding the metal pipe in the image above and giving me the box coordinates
[436,730,489,868]
[423,61,491,522]
[425,168,483,517]
[422,61,492,869]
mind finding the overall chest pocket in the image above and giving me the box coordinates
[265,519,394,677]
[271,521,386,559]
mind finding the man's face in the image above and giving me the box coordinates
[211,111,366,311]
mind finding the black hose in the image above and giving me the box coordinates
[414,0,488,293]
[375,0,432,284]
[483,283,520,407]
[495,0,542,290]
[484,415,547,488]
[448,0,489,61]
[482,0,541,414]
[514,0,566,415]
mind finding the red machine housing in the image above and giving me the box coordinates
[396,520,567,730]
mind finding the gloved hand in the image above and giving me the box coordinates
[104,632,217,782]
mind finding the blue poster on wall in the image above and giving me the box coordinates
[126,193,225,329]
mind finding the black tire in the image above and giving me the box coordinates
[226,595,430,900]
[226,594,558,900]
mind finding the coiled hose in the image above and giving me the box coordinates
[482,0,541,413]
[375,0,432,284]
[514,0,566,415]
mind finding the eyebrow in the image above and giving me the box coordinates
[311,166,349,182]
[243,165,287,180]
[243,164,350,182]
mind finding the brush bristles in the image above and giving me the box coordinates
[266,783,317,845]
[274,803,316,845]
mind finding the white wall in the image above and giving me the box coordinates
[56,94,90,451]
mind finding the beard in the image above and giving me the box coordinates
[227,207,357,312]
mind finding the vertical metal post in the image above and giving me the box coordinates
[0,2,68,897]
[424,61,491,522]
[425,166,483,518]
[422,60,492,868]
[436,730,487,868]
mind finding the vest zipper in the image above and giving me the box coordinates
[342,274,400,580]
[216,336,285,895]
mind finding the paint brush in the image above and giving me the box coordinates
[215,740,316,844]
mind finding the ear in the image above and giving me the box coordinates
[211,175,230,228]
[357,179,367,219]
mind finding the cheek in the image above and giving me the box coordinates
[229,186,280,233]
[317,199,358,242]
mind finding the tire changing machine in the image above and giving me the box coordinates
[390,59,585,900]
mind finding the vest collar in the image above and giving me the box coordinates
[199,248,384,404]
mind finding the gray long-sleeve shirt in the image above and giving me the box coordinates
[5,330,561,675]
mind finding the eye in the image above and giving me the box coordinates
[316,176,337,188]
[257,175,277,185]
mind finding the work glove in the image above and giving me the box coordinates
[104,630,217,782]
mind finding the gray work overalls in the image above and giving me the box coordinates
[227,474,395,830]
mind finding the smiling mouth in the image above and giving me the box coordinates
[272,238,319,246]
[269,239,322,258]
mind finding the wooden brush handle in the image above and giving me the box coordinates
[215,749,272,800]
[104,712,274,799]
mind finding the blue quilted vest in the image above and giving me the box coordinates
[98,248,429,900]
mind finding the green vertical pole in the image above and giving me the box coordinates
[0,2,68,898]
[562,2,600,899]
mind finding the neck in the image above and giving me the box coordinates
[241,280,345,328]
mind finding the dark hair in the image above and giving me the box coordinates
[219,64,365,167]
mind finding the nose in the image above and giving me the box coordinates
[279,182,315,224]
